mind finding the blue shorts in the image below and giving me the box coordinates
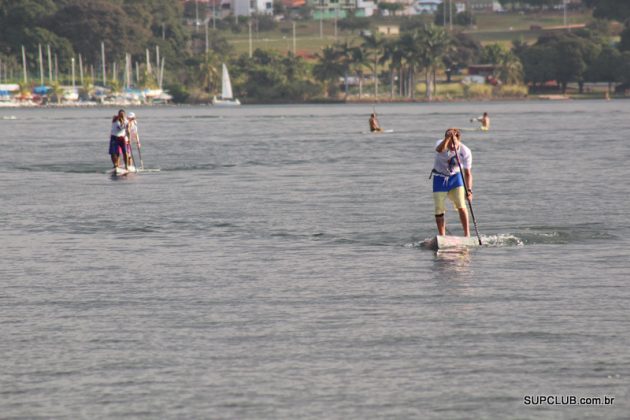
[432,172,464,192]
[109,135,126,155]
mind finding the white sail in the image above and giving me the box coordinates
[221,64,233,99]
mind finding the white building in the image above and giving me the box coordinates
[356,0,378,17]
[231,0,273,16]
[412,0,442,14]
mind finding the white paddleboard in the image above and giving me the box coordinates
[363,129,394,134]
[109,167,137,176]
[422,235,480,251]
[109,167,128,176]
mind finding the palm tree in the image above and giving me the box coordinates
[313,45,344,98]
[382,39,404,99]
[199,50,220,95]
[360,33,385,98]
[398,30,424,99]
[497,50,524,85]
[417,24,452,100]
[349,45,369,98]
[336,41,356,99]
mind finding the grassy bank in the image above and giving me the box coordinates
[220,10,594,56]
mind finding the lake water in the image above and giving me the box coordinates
[1,101,629,419]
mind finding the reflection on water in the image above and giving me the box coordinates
[432,248,472,277]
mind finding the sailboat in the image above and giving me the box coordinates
[212,63,240,106]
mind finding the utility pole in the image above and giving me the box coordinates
[78,54,83,86]
[101,42,106,86]
[47,45,52,83]
[563,0,568,30]
[38,44,44,86]
[248,21,253,58]
[292,21,296,55]
[334,6,338,40]
[205,18,209,53]
[319,0,323,39]
[195,0,199,32]
[21,45,28,84]
[79,54,84,86]
[71,57,76,91]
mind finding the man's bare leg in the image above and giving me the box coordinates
[457,208,470,237]
[435,214,446,236]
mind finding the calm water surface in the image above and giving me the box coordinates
[1,101,629,419]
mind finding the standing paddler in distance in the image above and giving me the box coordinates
[430,128,474,237]
[369,112,383,133]
[127,112,142,169]
[109,109,129,170]
[471,112,490,131]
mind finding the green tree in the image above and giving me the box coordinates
[443,32,482,80]
[616,51,630,86]
[417,25,452,99]
[521,33,601,93]
[520,45,556,89]
[590,0,630,23]
[382,38,405,98]
[199,51,221,94]
[313,46,344,98]
[586,45,621,93]
[349,44,369,98]
[398,30,423,99]
[45,0,152,65]
[497,51,524,85]
[480,44,505,65]
[619,27,630,52]
[360,33,385,98]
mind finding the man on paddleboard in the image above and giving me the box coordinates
[472,112,490,131]
[369,113,383,132]
[430,128,473,236]
[109,109,129,169]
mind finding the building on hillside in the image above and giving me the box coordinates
[311,0,357,20]
[282,0,307,9]
[356,0,378,17]
[183,0,273,17]
[467,64,496,77]
[468,0,504,12]
[378,0,414,16]
[412,0,442,14]
[232,0,274,16]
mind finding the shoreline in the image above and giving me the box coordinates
[0,94,624,109]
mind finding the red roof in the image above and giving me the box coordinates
[283,0,306,8]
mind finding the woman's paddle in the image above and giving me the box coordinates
[135,133,144,170]
[453,145,482,245]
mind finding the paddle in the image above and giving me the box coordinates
[127,140,137,171]
[135,133,144,170]
[452,143,482,245]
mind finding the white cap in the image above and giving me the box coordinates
[128,112,135,119]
